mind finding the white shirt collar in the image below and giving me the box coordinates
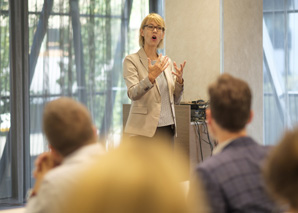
[213,137,237,155]
[63,142,105,164]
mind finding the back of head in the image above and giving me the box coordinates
[59,141,207,213]
[263,128,298,211]
[208,73,252,132]
[43,97,95,156]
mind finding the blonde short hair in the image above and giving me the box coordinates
[139,13,165,49]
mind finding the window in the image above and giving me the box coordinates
[0,0,11,202]
[0,0,156,208]
[263,0,298,144]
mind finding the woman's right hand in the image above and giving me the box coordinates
[148,54,169,83]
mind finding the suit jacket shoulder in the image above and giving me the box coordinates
[195,137,277,213]
[198,137,269,171]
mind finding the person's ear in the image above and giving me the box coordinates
[247,110,254,124]
[48,144,63,165]
[48,144,55,152]
[161,30,165,39]
[140,28,144,37]
[49,145,59,155]
[206,108,217,138]
[92,126,98,137]
[206,108,212,125]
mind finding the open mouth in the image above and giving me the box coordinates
[152,35,157,40]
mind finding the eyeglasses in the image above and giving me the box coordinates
[144,25,165,32]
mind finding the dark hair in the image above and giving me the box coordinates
[43,97,95,156]
[263,128,298,210]
[208,73,252,132]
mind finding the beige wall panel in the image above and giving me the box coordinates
[165,0,263,143]
[224,0,263,143]
[165,0,220,101]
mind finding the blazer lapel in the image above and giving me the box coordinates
[138,48,148,72]
[163,64,174,98]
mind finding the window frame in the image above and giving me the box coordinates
[0,0,161,208]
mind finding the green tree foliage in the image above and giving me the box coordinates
[0,1,10,116]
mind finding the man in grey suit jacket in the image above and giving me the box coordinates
[192,74,280,213]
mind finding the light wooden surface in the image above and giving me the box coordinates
[0,207,25,213]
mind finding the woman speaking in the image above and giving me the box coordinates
[123,13,186,145]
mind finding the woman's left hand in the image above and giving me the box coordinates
[173,61,186,84]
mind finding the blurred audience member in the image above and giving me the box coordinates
[59,141,210,213]
[263,128,298,212]
[191,73,280,213]
[25,97,105,213]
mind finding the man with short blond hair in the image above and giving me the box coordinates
[26,97,105,213]
[192,74,279,213]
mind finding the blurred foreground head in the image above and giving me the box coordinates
[263,127,298,212]
[60,140,208,213]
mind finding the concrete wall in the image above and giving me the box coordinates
[223,0,263,143]
[165,0,263,143]
[165,0,220,101]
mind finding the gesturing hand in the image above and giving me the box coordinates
[148,53,169,83]
[173,61,186,84]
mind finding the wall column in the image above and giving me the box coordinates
[165,0,263,143]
